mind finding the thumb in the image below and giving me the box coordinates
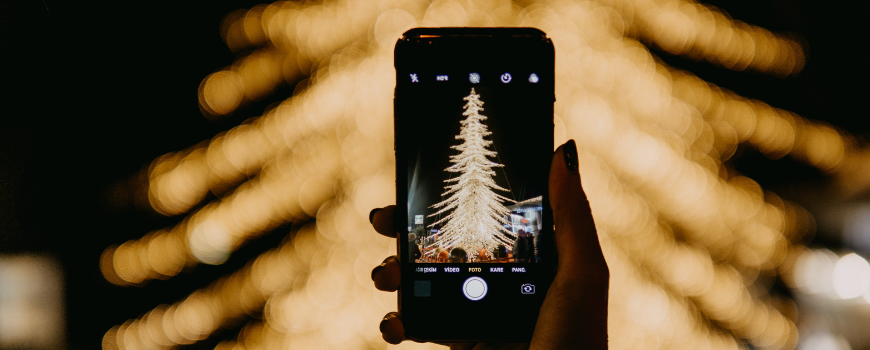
[549,140,607,281]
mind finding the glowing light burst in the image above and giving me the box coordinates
[428,88,515,258]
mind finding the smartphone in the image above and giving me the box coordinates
[393,28,555,342]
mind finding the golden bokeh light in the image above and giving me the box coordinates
[101,0,860,349]
[199,70,244,117]
[623,0,805,76]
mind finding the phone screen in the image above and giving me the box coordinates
[394,28,554,341]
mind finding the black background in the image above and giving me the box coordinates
[1,1,272,348]
[0,0,864,348]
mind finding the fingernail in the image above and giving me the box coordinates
[369,208,379,224]
[371,257,393,281]
[379,313,396,333]
[371,262,386,281]
[563,139,578,171]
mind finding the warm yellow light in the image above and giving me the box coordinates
[198,71,243,117]
[99,0,843,348]
[624,0,805,76]
[832,253,870,299]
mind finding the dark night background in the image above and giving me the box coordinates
[0,0,864,348]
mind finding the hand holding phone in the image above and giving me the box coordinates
[385,27,607,346]
[371,141,609,349]
[393,27,556,342]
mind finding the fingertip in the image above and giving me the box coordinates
[369,208,379,224]
[372,256,401,291]
[380,312,404,344]
[551,139,578,175]
[549,140,583,210]
[371,205,398,238]
[549,139,604,276]
[563,139,578,171]
[371,263,385,282]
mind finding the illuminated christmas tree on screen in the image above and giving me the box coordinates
[428,88,516,259]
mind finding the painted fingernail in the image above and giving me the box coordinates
[371,257,392,281]
[369,208,379,224]
[371,264,384,281]
[372,264,386,281]
[563,139,578,171]
[379,313,396,333]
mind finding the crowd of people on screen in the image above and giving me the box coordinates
[409,228,540,263]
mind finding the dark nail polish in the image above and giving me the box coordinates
[563,139,578,171]
[372,256,392,280]
[369,208,379,223]
[379,314,392,333]
[371,264,385,281]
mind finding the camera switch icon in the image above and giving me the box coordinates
[521,283,535,294]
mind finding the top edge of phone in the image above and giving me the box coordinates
[400,27,549,40]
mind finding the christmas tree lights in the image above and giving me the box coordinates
[428,88,516,260]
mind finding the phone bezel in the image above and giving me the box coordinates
[393,27,556,342]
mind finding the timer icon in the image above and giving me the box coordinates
[500,73,512,83]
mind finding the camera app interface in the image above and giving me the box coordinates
[400,70,550,266]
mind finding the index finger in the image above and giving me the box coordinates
[369,205,397,238]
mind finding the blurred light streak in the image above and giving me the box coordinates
[669,69,847,171]
[149,0,840,217]
[151,41,380,216]
[105,160,399,349]
[113,26,398,281]
[157,0,520,215]
[793,249,870,300]
[617,0,806,76]
[541,2,804,347]
[104,224,311,349]
[576,149,797,349]
[103,140,345,284]
[552,13,801,270]
[199,47,299,118]
[204,0,429,118]
[587,232,743,350]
